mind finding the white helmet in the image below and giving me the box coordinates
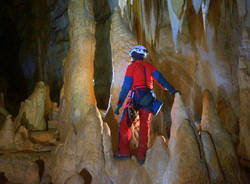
[129,45,148,58]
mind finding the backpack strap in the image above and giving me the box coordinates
[143,65,147,88]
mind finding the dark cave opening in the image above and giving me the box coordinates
[93,0,113,110]
[35,159,45,181]
[0,172,8,184]
[79,168,92,184]
[0,3,28,116]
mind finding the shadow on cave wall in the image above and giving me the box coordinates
[0,2,28,115]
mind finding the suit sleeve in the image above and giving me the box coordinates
[152,68,175,95]
[117,65,133,107]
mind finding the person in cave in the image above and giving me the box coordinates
[114,45,180,165]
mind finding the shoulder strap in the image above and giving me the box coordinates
[143,65,147,88]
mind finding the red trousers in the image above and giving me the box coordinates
[118,108,151,159]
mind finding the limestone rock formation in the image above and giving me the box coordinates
[163,93,209,184]
[41,175,52,184]
[48,120,59,129]
[217,99,238,145]
[0,0,248,183]
[0,153,40,184]
[144,136,169,184]
[15,81,47,131]
[238,30,250,163]
[29,130,58,145]
[59,0,97,140]
[201,131,224,183]
[52,106,106,184]
[238,88,250,161]
[45,85,53,120]
[14,125,34,151]
[65,174,85,184]
[201,90,246,184]
[0,115,15,150]
[52,0,109,183]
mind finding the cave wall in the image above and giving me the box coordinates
[0,0,70,105]
[117,0,242,122]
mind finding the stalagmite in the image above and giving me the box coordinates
[52,128,77,184]
[144,136,169,184]
[202,0,210,33]
[192,0,202,14]
[200,131,224,184]
[103,122,113,165]
[167,0,187,52]
[0,115,15,150]
[163,93,209,184]
[59,0,97,140]
[52,106,106,184]
[15,81,47,131]
[75,106,105,182]
[51,0,109,183]
[102,122,152,184]
[108,6,138,152]
[201,90,246,184]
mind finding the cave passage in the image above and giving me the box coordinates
[0,3,28,115]
[93,0,113,110]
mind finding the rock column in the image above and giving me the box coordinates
[60,0,96,139]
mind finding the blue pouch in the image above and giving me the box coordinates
[139,90,155,107]
[150,99,163,115]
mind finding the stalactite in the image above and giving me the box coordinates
[192,0,202,14]
[142,0,161,46]
[119,0,128,18]
[119,0,161,47]
[202,0,210,33]
[167,0,187,52]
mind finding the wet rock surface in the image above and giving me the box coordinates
[201,131,224,184]
[143,136,168,184]
[201,90,246,184]
[164,93,209,184]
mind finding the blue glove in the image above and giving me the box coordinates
[114,105,121,115]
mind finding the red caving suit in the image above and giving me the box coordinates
[116,59,175,159]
